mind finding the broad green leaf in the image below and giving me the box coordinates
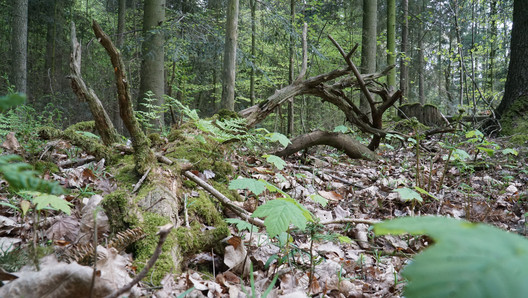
[414,186,438,201]
[263,154,286,170]
[394,187,422,203]
[308,194,328,207]
[0,201,20,212]
[333,125,349,133]
[450,148,471,161]
[374,216,528,298]
[465,129,483,139]
[0,155,64,194]
[225,218,258,232]
[32,194,71,215]
[266,132,291,147]
[477,146,495,157]
[252,198,308,237]
[229,178,267,196]
[0,93,26,112]
[502,148,518,156]
[338,235,353,243]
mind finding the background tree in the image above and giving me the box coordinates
[386,0,396,90]
[220,0,239,111]
[11,0,28,94]
[360,0,377,118]
[138,0,166,129]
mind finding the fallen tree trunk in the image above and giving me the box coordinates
[275,130,379,161]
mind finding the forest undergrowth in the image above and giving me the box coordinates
[0,117,526,297]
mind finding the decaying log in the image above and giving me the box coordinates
[275,130,379,161]
[398,103,450,126]
[68,22,119,146]
[92,20,155,175]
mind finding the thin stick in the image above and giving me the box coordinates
[105,224,174,298]
[320,218,380,226]
[183,171,265,228]
[132,167,151,193]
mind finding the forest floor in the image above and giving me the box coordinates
[0,129,526,297]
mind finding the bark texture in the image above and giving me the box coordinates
[360,0,377,116]
[221,0,239,111]
[11,0,28,94]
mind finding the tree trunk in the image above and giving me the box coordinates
[11,0,28,94]
[287,0,296,137]
[138,0,166,129]
[360,0,377,118]
[400,0,409,102]
[220,0,239,111]
[418,0,425,105]
[386,0,396,90]
[116,0,126,49]
[495,0,528,131]
[249,0,256,106]
[487,0,498,95]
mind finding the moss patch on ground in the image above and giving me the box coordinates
[500,95,528,144]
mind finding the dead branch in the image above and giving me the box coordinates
[275,130,379,161]
[105,224,174,298]
[183,171,265,228]
[92,20,155,175]
[320,218,380,226]
[69,22,119,146]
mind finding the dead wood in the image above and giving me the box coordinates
[275,130,379,161]
[92,20,155,175]
[68,22,119,146]
[183,170,265,228]
[239,27,401,155]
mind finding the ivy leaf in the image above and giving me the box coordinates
[263,154,286,170]
[225,218,258,232]
[394,187,422,203]
[374,216,528,298]
[266,132,291,147]
[252,198,308,237]
[229,178,267,196]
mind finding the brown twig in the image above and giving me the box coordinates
[132,167,151,193]
[183,171,265,228]
[320,218,380,226]
[105,224,174,298]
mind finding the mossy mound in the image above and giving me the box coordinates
[499,96,528,145]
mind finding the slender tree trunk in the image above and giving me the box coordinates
[418,0,425,105]
[287,0,295,137]
[138,0,166,129]
[360,0,377,118]
[453,0,464,106]
[11,0,28,94]
[249,0,256,106]
[386,0,396,90]
[220,0,239,111]
[487,0,497,95]
[116,0,126,49]
[400,0,409,103]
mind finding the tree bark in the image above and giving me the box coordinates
[249,0,256,106]
[400,0,409,102]
[287,0,296,137]
[220,0,239,111]
[418,0,425,105]
[116,0,126,49]
[386,0,396,90]
[360,0,377,118]
[275,130,379,161]
[11,0,28,94]
[138,0,166,129]
[495,0,528,125]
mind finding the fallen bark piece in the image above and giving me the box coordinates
[275,130,379,161]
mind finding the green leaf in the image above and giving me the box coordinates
[477,146,495,157]
[0,93,26,112]
[20,200,30,216]
[308,194,328,207]
[229,178,267,196]
[266,132,291,147]
[31,193,71,215]
[225,218,258,232]
[0,155,64,194]
[502,148,518,156]
[75,131,100,139]
[465,129,483,139]
[0,201,20,212]
[252,198,308,237]
[263,154,286,170]
[413,186,438,201]
[450,148,471,161]
[374,216,528,298]
[333,125,349,133]
[394,187,423,203]
[338,235,353,243]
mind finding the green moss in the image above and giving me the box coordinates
[211,181,241,202]
[500,96,528,144]
[102,190,130,233]
[112,155,138,187]
[68,121,96,132]
[183,179,197,188]
[133,212,178,284]
[148,133,164,147]
[34,161,59,174]
[215,109,240,121]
